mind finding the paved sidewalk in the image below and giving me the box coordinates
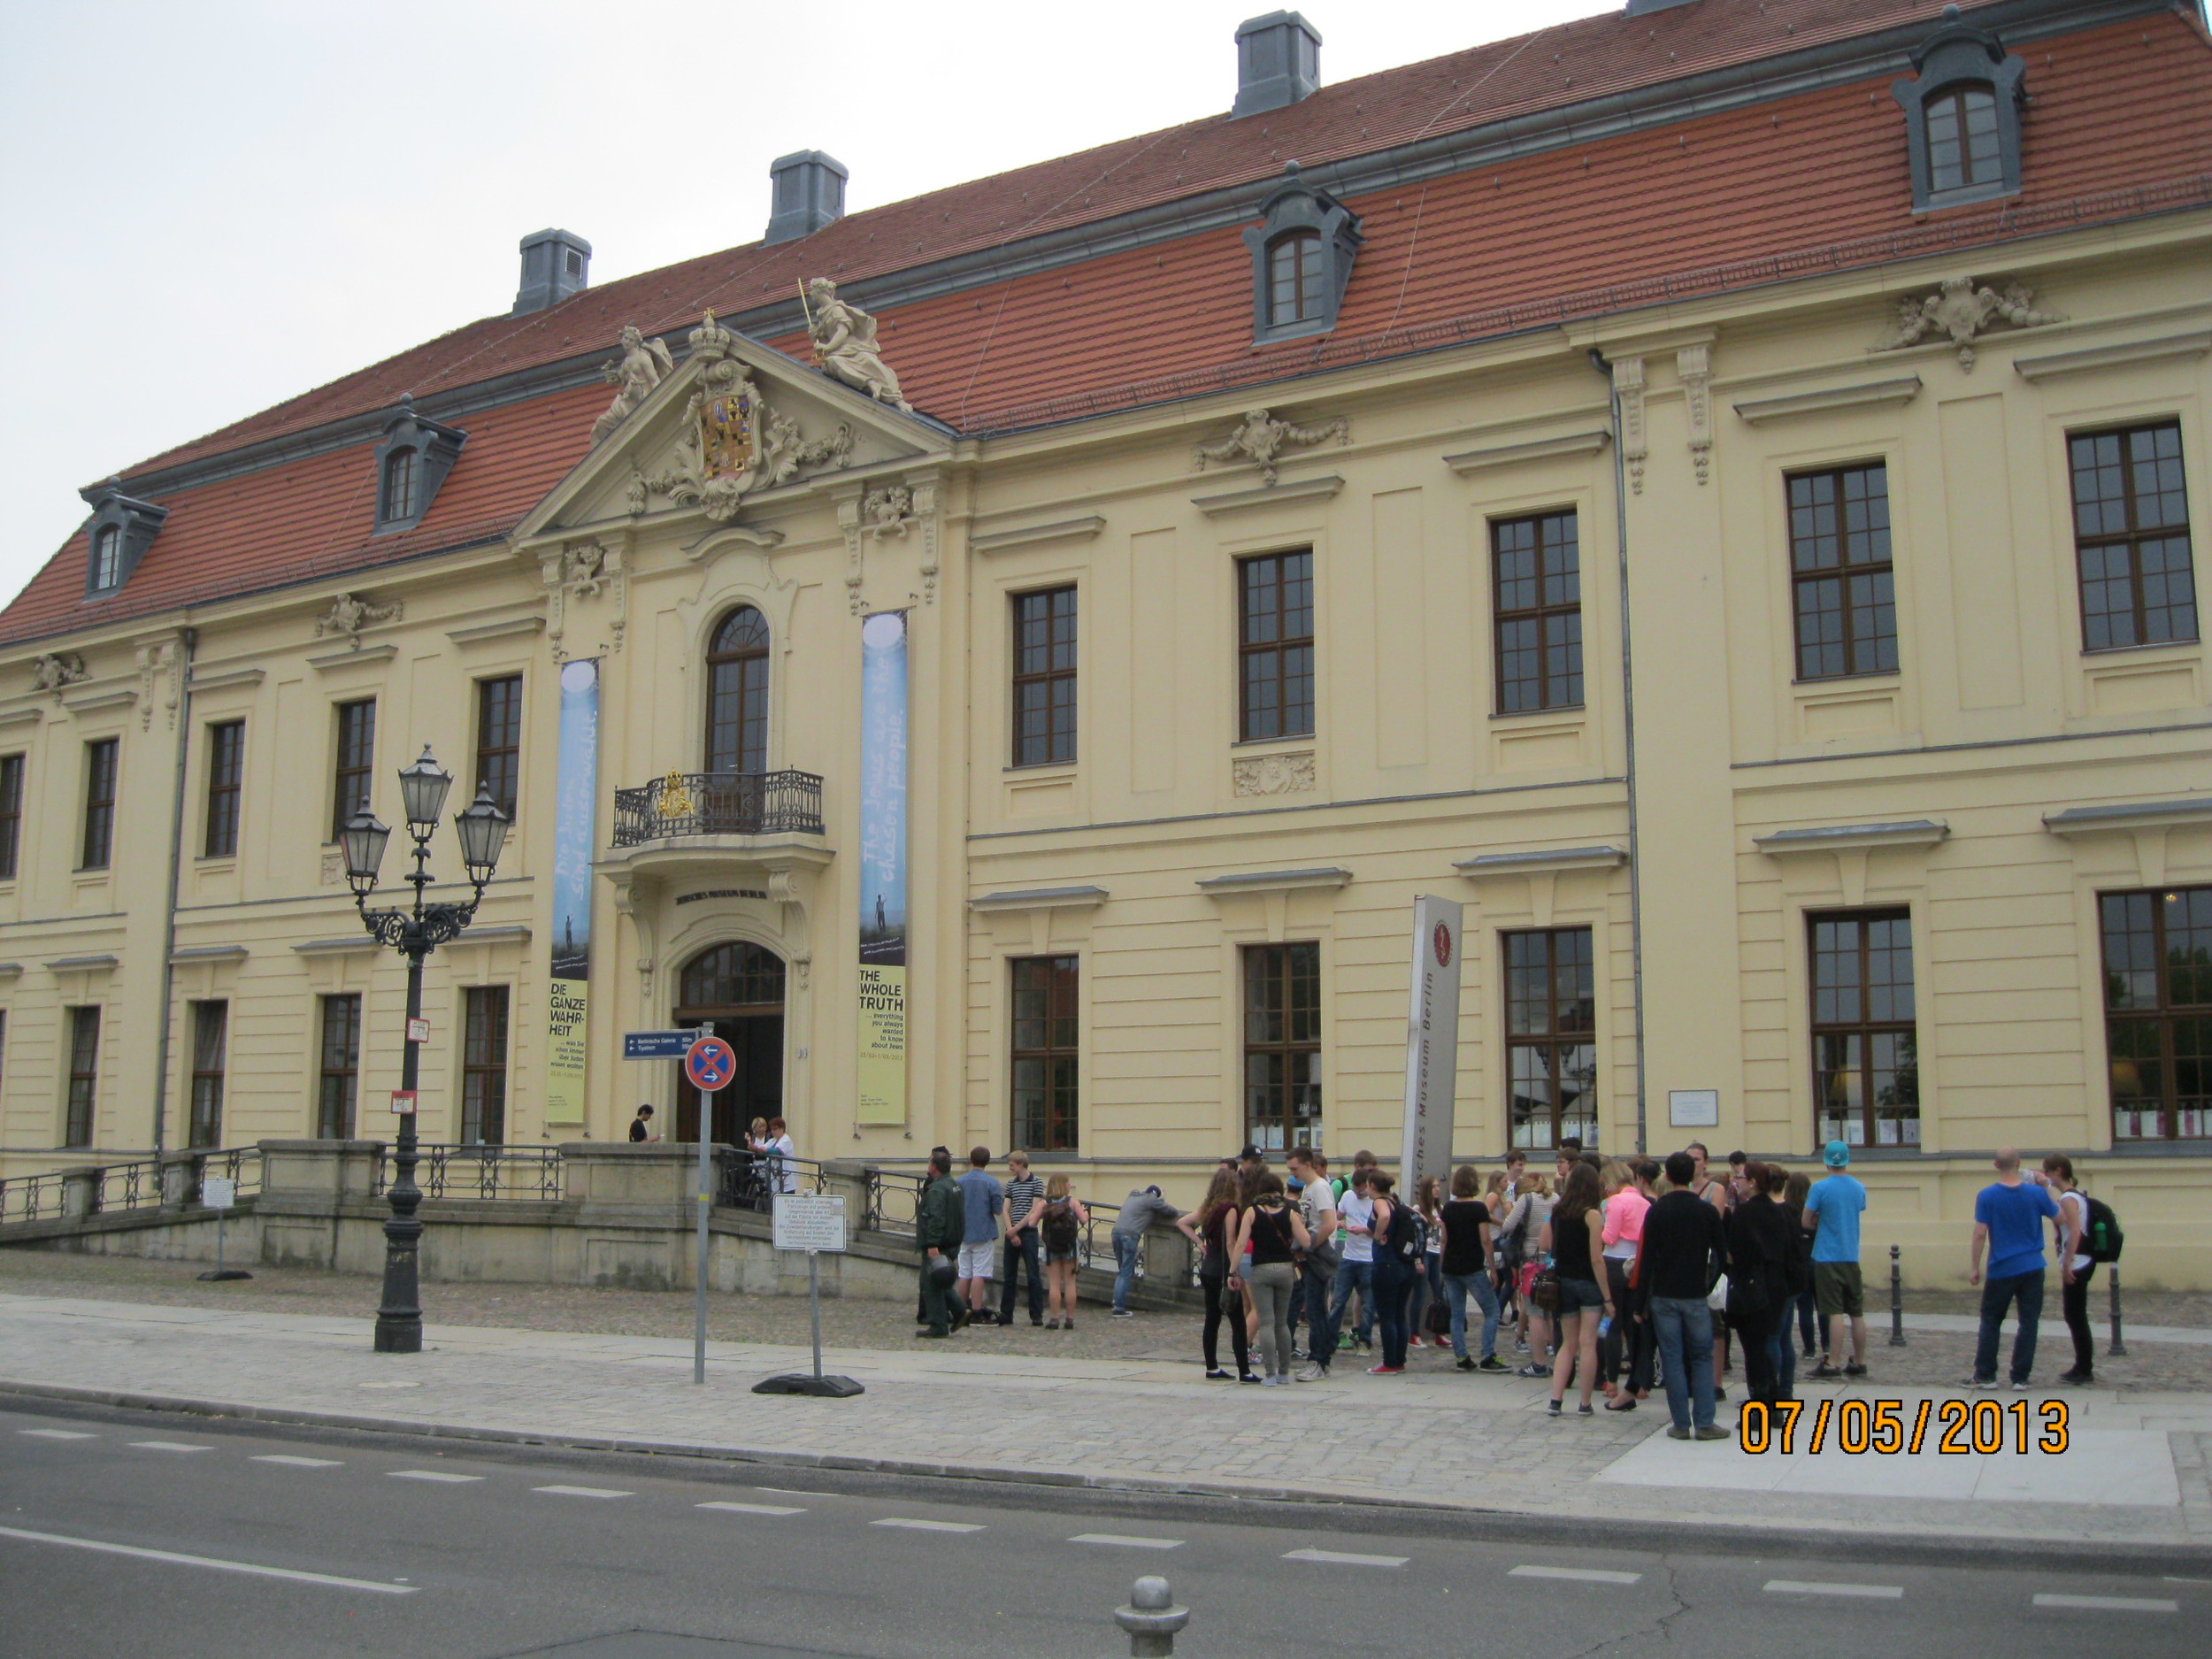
[4,1293,2208,1554]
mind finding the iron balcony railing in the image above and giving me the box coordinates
[373,1143,565,1202]
[611,770,825,847]
[0,1145,262,1225]
[712,1148,830,1213]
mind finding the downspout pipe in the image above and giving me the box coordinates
[1586,348,1648,1156]
[149,626,198,1160]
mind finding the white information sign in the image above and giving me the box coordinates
[406,1017,430,1045]
[772,1193,848,1254]
[1668,1088,1721,1128]
[202,1176,237,1210]
[1400,894,1465,1194]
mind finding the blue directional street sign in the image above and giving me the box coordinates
[623,1030,693,1060]
[684,1034,737,1093]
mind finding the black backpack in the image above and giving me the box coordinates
[2083,1195,2124,1263]
[1385,1200,1425,1266]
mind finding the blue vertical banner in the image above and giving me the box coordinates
[856,612,908,1125]
[547,657,600,1126]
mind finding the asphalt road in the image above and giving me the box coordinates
[1,1400,2206,1659]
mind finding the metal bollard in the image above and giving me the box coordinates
[2108,1265,2129,1358]
[1114,1575,1190,1657]
[1887,1243,1907,1348]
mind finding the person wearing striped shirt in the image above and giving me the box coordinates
[999,1151,1047,1327]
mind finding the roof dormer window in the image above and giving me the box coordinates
[1242,161,1361,343]
[77,477,168,597]
[371,396,465,535]
[1893,5,2026,212]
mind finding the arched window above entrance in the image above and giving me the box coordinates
[679,941,786,1010]
[706,605,771,774]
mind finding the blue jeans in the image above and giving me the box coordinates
[1328,1257,1376,1345]
[1649,1295,1717,1431]
[1442,1270,1501,1361]
[1768,1319,1797,1398]
[1111,1233,1141,1311]
[1302,1255,1339,1368]
[1974,1267,2045,1385]
[1000,1228,1042,1323]
[1407,1254,1442,1336]
[1374,1265,1412,1368]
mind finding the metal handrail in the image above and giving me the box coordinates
[611,769,825,846]
[373,1143,564,1201]
[862,1171,1142,1277]
[0,1170,65,1225]
[712,1148,828,1212]
[0,1145,264,1225]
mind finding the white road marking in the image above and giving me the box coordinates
[532,1485,632,1500]
[2033,1594,2177,1613]
[0,1524,415,1595]
[16,1429,95,1440]
[753,1488,814,1496]
[1070,1533,1183,1550]
[872,1518,984,1533]
[387,1469,482,1483]
[1284,1548,1409,1568]
[127,1441,210,1454]
[698,1502,805,1517]
[1765,1580,1903,1600]
[251,1455,343,1469]
[1510,1565,1643,1586]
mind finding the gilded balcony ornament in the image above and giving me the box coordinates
[1193,408,1350,486]
[657,769,695,821]
[1873,275,2064,372]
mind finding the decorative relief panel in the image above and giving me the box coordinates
[1194,409,1349,487]
[1233,750,1316,797]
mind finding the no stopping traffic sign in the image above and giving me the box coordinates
[683,1033,736,1093]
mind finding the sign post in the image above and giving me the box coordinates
[753,1194,864,1398]
[682,1028,736,1384]
[195,1173,251,1282]
[1400,895,1465,1195]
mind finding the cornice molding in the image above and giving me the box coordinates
[1193,475,1344,517]
[1442,431,1610,476]
[1732,376,1924,426]
[2012,329,2212,382]
[970,885,1110,912]
[970,516,1108,555]
[1755,818,1949,854]
[308,642,399,672]
[0,706,42,729]
[293,936,380,956]
[60,687,136,715]
[1454,845,1628,878]
[2044,797,2212,836]
[169,944,248,964]
[46,953,120,973]
[447,614,548,646]
[1197,866,1352,895]
[187,666,265,693]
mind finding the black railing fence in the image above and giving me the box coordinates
[611,770,824,846]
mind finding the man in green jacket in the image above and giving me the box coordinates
[915,1148,966,1338]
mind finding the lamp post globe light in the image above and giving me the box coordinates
[343,744,511,1355]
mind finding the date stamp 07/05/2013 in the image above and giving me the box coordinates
[1738,1398,2071,1455]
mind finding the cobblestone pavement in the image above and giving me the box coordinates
[0,1253,2203,1389]
[2,1264,2208,1550]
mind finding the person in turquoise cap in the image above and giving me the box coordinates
[1801,1140,1869,1379]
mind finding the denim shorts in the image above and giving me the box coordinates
[1556,1276,1606,1317]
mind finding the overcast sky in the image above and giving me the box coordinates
[0,0,1604,610]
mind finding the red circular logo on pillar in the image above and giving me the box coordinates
[1432,922,1453,968]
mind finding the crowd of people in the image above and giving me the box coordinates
[906,1137,2115,1427]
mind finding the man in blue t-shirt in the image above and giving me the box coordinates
[1968,1146,2062,1388]
[1801,1141,1870,1379]
[955,1146,1005,1327]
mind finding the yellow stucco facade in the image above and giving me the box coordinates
[2,207,2207,1285]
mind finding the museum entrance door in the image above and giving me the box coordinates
[671,941,785,1147]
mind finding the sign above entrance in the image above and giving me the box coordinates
[623,1030,693,1060]
[684,1033,737,1093]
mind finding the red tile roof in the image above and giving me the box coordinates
[5,0,2209,649]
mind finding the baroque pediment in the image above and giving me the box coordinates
[517,311,946,543]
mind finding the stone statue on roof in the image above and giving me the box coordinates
[803,279,912,412]
[592,325,677,445]
[1193,408,1351,486]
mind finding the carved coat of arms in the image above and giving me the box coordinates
[699,381,761,480]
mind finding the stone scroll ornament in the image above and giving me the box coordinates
[30,652,88,700]
[801,279,913,411]
[314,592,402,647]
[1873,275,2064,372]
[639,311,855,522]
[1193,408,1350,486]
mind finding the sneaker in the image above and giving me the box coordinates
[2011,1379,2032,1393]
[1357,1338,1373,1355]
[1513,1338,1530,1352]
[1409,1336,1425,1349]
[1110,1308,1135,1319]
[1714,1386,1728,1402]
[1030,1318,1045,1327]
[1963,1376,2000,1390]
[1367,1363,1404,1375]
[1516,1363,1549,1379]
[1455,1356,1476,1373]
[1064,1318,1076,1330]
[1338,1333,1356,1353]
[1667,1425,1692,1440]
[1843,1361,1867,1378]
[1476,1357,1510,1374]
[1809,1361,1842,1379]
[1045,1317,1061,1330]
[1694,1425,1731,1440]
[1241,1372,1265,1385]
[1547,1399,1563,1417]
[2059,1368,2093,1386]
[1577,1402,1594,1417]
[1204,1368,1233,1380]
[1294,1363,1327,1383]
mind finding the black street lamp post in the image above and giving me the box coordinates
[342,744,511,1355]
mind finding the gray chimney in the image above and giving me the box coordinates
[765,151,849,244]
[513,229,592,316]
[1624,0,1701,15]
[1233,12,1321,118]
